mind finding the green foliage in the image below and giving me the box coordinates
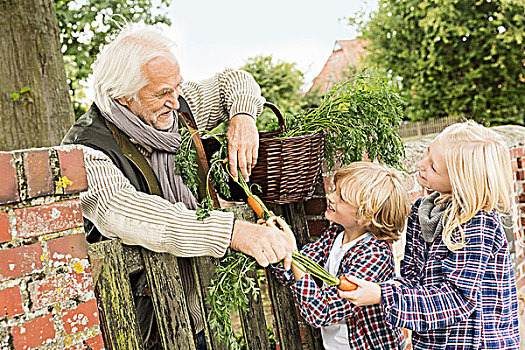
[55,0,172,118]
[240,56,306,131]
[209,140,232,200]
[206,251,259,350]
[173,127,200,199]
[354,0,525,125]
[285,72,406,170]
[10,87,31,102]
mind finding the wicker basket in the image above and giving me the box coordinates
[203,102,324,204]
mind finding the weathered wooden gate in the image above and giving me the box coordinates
[88,202,324,350]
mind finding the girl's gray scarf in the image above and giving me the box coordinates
[102,100,198,210]
[418,192,449,243]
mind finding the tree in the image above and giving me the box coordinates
[356,0,524,125]
[240,56,306,131]
[0,0,74,150]
[55,0,172,117]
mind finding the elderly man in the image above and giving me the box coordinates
[63,25,292,349]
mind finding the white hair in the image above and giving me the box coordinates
[92,25,177,114]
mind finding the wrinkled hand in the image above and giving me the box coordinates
[226,113,259,181]
[266,216,298,251]
[337,275,382,306]
[231,220,293,270]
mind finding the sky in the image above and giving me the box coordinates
[165,0,378,90]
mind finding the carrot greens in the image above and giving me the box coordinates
[206,250,258,350]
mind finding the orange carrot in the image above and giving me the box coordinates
[247,195,265,219]
[338,276,358,291]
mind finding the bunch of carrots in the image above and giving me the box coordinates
[233,173,357,292]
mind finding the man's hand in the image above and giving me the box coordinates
[226,113,259,181]
[337,275,382,306]
[266,216,298,251]
[230,220,293,270]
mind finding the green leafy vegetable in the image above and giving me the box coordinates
[206,251,258,349]
[285,73,405,169]
[173,127,200,199]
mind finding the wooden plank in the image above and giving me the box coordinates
[141,249,196,350]
[266,271,303,350]
[264,204,303,350]
[193,204,270,349]
[282,202,325,350]
[227,204,270,349]
[239,267,270,350]
[88,240,144,350]
[191,256,228,350]
[122,245,143,275]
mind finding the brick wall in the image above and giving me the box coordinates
[511,148,525,290]
[0,147,104,350]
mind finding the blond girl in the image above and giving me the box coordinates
[339,121,520,349]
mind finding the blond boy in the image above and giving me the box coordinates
[271,161,409,349]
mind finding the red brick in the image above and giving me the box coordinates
[0,243,43,282]
[12,313,55,349]
[307,219,329,236]
[517,170,525,181]
[85,334,105,350]
[0,153,19,204]
[47,234,88,264]
[0,286,23,317]
[0,211,11,243]
[14,199,84,238]
[322,175,335,194]
[24,149,53,199]
[512,159,519,172]
[57,149,88,194]
[304,198,327,215]
[62,299,100,334]
[510,147,525,159]
[518,157,525,169]
[517,275,525,290]
[28,272,94,310]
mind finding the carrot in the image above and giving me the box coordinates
[246,194,274,220]
[247,195,265,219]
[338,276,358,291]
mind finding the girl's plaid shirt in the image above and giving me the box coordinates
[381,198,520,349]
[271,223,405,349]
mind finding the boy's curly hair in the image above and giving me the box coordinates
[334,162,410,242]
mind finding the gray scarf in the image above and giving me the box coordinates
[101,100,198,210]
[418,192,449,243]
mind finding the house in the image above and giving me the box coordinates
[309,39,370,94]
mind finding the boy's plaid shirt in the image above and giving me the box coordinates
[381,198,520,349]
[271,223,405,349]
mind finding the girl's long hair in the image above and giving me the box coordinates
[436,121,512,251]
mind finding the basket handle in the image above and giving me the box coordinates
[264,102,286,134]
